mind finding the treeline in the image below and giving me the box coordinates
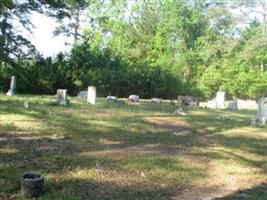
[0,51,183,98]
[0,0,267,99]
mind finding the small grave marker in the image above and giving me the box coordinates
[24,101,29,109]
[128,95,139,102]
[57,89,69,105]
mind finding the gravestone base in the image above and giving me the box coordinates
[58,100,69,106]
[6,89,15,96]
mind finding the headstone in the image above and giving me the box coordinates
[57,89,69,105]
[87,86,96,104]
[237,99,257,110]
[207,99,217,109]
[107,96,117,100]
[177,96,199,107]
[256,97,267,124]
[215,91,225,109]
[6,76,16,96]
[173,107,187,116]
[24,101,29,109]
[227,100,238,110]
[77,91,87,99]
[207,91,225,109]
[151,98,161,104]
[128,95,139,102]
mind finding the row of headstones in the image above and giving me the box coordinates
[4,76,97,106]
[57,86,96,105]
[77,92,162,104]
[206,91,267,124]
[206,92,260,110]
[206,92,257,110]
[5,76,267,124]
[5,76,160,105]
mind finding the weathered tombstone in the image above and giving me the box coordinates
[6,75,16,96]
[77,91,87,99]
[177,96,199,107]
[151,98,161,104]
[207,99,217,109]
[225,99,258,110]
[207,92,225,109]
[57,89,69,105]
[24,101,29,109]
[128,95,139,102]
[237,99,257,110]
[256,97,267,124]
[227,100,238,110]
[173,107,187,116]
[87,86,96,104]
[107,96,117,100]
[215,91,225,109]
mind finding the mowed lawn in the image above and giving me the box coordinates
[0,94,267,200]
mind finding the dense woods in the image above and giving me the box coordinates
[0,0,267,99]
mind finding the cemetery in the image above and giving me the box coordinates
[1,0,267,199]
[0,92,267,199]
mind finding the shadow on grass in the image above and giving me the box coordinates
[215,181,267,200]
[1,95,267,199]
[0,131,204,199]
[42,177,173,200]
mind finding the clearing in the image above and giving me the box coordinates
[0,94,266,199]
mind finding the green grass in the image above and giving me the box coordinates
[0,94,267,199]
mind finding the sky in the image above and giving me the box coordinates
[30,12,71,57]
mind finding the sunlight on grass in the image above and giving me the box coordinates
[0,148,19,154]
[0,94,266,199]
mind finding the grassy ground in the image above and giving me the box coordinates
[0,94,266,200]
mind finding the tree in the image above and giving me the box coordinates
[49,0,91,43]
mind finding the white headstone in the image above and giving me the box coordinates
[87,86,96,104]
[6,76,16,96]
[215,92,225,109]
[256,97,267,124]
[173,107,187,116]
[237,99,257,110]
[57,89,69,105]
[207,99,217,109]
[107,96,117,100]
[128,95,139,102]
[151,98,161,104]
[24,101,29,109]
